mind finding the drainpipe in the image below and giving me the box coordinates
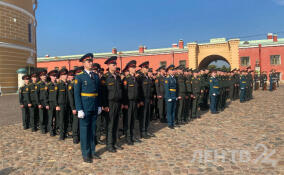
[171,51,175,65]
[259,44,262,72]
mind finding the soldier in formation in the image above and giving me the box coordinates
[19,55,279,163]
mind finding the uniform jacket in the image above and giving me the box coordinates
[74,70,101,112]
[164,75,177,100]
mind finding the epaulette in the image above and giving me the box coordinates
[76,71,83,75]
[37,81,42,84]
[104,72,110,77]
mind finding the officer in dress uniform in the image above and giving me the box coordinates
[164,65,176,129]
[37,70,49,134]
[209,70,219,114]
[74,53,102,163]
[19,75,31,130]
[137,61,155,138]
[122,60,141,145]
[101,56,124,153]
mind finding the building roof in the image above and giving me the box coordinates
[37,36,284,62]
[37,47,188,62]
[239,38,284,48]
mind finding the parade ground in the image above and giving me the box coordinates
[0,87,283,175]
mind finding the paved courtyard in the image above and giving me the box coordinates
[0,87,283,175]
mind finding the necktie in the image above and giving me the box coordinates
[90,72,94,79]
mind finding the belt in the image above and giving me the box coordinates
[242,81,246,83]
[213,86,219,88]
[169,89,176,92]
[81,93,98,97]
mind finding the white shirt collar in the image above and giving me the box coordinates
[85,69,91,75]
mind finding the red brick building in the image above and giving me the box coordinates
[37,33,284,80]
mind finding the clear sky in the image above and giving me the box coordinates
[36,0,284,57]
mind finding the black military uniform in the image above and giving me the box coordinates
[29,73,39,132]
[137,61,155,139]
[155,66,166,123]
[56,68,69,140]
[185,69,193,121]
[46,70,59,137]
[191,70,202,118]
[92,64,105,145]
[19,75,31,129]
[122,60,140,145]
[260,72,268,90]
[176,66,187,124]
[101,56,123,152]
[37,70,49,134]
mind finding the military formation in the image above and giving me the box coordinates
[19,53,279,163]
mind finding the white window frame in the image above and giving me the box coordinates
[240,56,250,66]
[270,55,281,65]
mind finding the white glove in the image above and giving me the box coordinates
[98,107,102,115]
[212,93,216,96]
[78,110,85,119]
[168,99,172,102]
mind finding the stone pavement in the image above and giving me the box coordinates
[0,87,283,175]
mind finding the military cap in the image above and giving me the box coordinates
[48,70,59,77]
[126,60,137,69]
[30,72,38,78]
[166,65,175,72]
[75,66,84,74]
[122,67,129,73]
[104,56,117,65]
[59,68,68,75]
[68,70,75,76]
[192,69,199,73]
[139,61,149,68]
[116,67,121,73]
[80,53,93,62]
[22,75,30,80]
[39,70,47,76]
[92,63,101,70]
[156,65,165,72]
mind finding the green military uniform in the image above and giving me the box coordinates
[57,79,68,140]
[29,81,39,132]
[191,75,201,118]
[47,70,59,137]
[185,72,193,121]
[176,72,187,124]
[37,80,48,133]
[200,72,209,110]
[122,61,140,145]
[155,69,166,123]
[247,72,253,99]
[19,77,31,129]
[67,79,80,143]
[101,56,123,152]
[229,74,235,101]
